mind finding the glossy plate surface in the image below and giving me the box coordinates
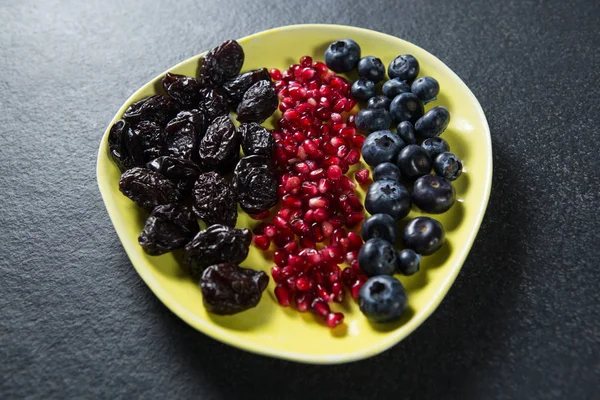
[97,24,492,364]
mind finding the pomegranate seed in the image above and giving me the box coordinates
[270,68,282,80]
[347,232,363,250]
[331,282,344,303]
[300,236,316,249]
[331,123,346,135]
[345,250,359,264]
[323,156,341,167]
[327,165,343,180]
[285,176,302,191]
[304,209,315,223]
[331,112,342,123]
[253,222,267,235]
[339,126,356,139]
[264,224,277,238]
[329,216,344,229]
[346,213,364,228]
[326,312,344,328]
[338,237,350,252]
[341,267,354,287]
[283,241,299,255]
[305,249,323,265]
[288,254,307,269]
[290,219,311,236]
[318,178,333,194]
[249,210,270,220]
[312,223,325,242]
[275,284,291,306]
[301,181,319,197]
[321,246,343,264]
[295,276,313,291]
[305,159,318,171]
[321,221,334,238]
[351,280,365,299]
[295,292,314,312]
[316,284,331,302]
[332,228,347,244]
[311,298,331,317]
[351,135,366,148]
[273,216,289,230]
[294,162,310,175]
[313,208,328,222]
[355,168,371,184]
[300,67,316,81]
[330,76,346,91]
[308,196,329,209]
[338,175,357,190]
[336,145,349,159]
[300,55,313,66]
[333,98,347,113]
[271,266,282,283]
[330,137,346,148]
[322,142,337,155]
[274,250,287,267]
[314,61,328,77]
[308,168,325,181]
[282,194,302,209]
[315,107,331,121]
[254,235,270,250]
[283,109,301,123]
[274,228,294,247]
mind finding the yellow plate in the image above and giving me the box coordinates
[97,24,492,364]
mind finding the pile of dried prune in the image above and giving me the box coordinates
[108,39,278,315]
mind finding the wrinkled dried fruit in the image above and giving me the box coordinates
[238,122,275,157]
[200,263,268,315]
[167,109,209,140]
[119,167,179,211]
[184,224,252,279]
[197,88,229,122]
[222,68,271,106]
[108,120,133,172]
[233,155,277,214]
[134,121,164,162]
[138,204,199,255]
[162,72,204,107]
[122,94,179,127]
[199,40,245,87]
[192,171,238,227]
[236,80,278,123]
[146,156,202,196]
[198,115,240,172]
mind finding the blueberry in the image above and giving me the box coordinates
[412,174,456,214]
[367,95,391,110]
[358,275,406,323]
[433,152,463,181]
[361,130,405,166]
[403,216,445,255]
[397,121,416,144]
[324,38,361,73]
[389,93,424,124]
[396,144,432,179]
[410,76,439,103]
[382,78,410,99]
[358,56,385,83]
[373,162,402,182]
[421,137,450,159]
[365,179,411,220]
[397,249,420,276]
[361,213,399,243]
[358,238,398,276]
[388,54,419,83]
[414,106,450,138]
[356,109,393,133]
[351,78,377,101]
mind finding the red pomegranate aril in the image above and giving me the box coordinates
[300,67,316,81]
[351,135,366,148]
[336,145,349,159]
[312,223,325,242]
[321,246,343,264]
[331,123,346,135]
[346,212,364,228]
[305,248,323,265]
[301,181,319,197]
[308,196,329,209]
[254,235,270,250]
[326,312,344,328]
[332,98,347,113]
[317,178,333,194]
[331,282,344,303]
[331,112,342,123]
[327,165,343,180]
[314,61,328,76]
[283,241,299,255]
[347,232,363,250]
[249,210,270,220]
[271,266,282,283]
[283,109,301,123]
[273,215,290,230]
[330,76,345,90]
[294,162,310,175]
[321,221,334,238]
[288,254,307,270]
[315,106,331,121]
[322,142,337,155]
[341,267,354,287]
[313,208,328,222]
[300,55,313,66]
[339,126,356,139]
[285,176,302,191]
[344,149,360,166]
[308,168,325,181]
[339,176,357,191]
[274,250,287,267]
[300,236,316,249]
[323,156,341,168]
[330,137,346,148]
[290,219,311,236]
[316,284,331,302]
[283,194,303,209]
[345,250,359,264]
[295,276,313,291]
[295,292,313,312]
[329,216,344,229]
[305,159,318,171]
[338,237,351,253]
[263,224,277,238]
[275,284,292,306]
[274,228,294,247]
[270,68,283,80]
[311,298,331,317]
[304,209,315,223]
[338,159,350,174]
[355,168,371,184]
[351,279,365,300]
[320,124,330,136]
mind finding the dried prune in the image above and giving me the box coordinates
[138,204,199,255]
[147,156,202,196]
[183,224,252,279]
[162,72,204,107]
[200,263,268,315]
[192,171,238,227]
[238,122,275,157]
[233,155,277,214]
[236,80,278,123]
[222,68,271,106]
[108,120,133,172]
[135,121,165,162]
[123,95,179,127]
[119,167,180,211]
[198,88,229,122]
[198,115,240,171]
[198,40,245,87]
[167,109,208,139]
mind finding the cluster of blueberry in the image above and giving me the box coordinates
[324,39,464,323]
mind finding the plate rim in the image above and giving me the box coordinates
[96,23,493,364]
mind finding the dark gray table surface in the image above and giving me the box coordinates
[1,0,599,398]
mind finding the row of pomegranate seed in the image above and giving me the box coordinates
[254,57,370,328]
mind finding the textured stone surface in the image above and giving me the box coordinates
[1,0,599,398]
